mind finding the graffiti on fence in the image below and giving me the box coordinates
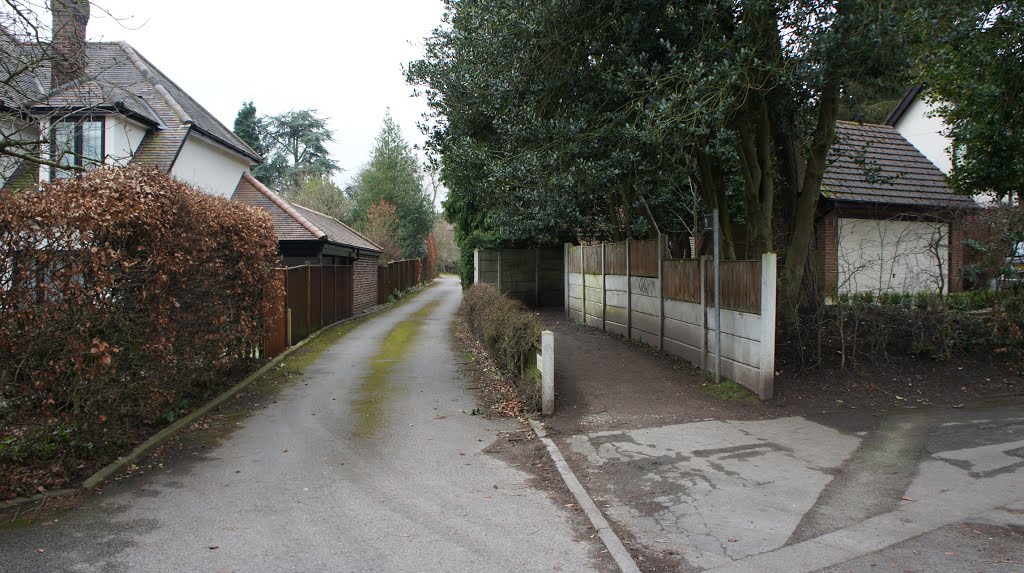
[636,277,657,296]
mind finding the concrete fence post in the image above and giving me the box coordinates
[700,255,710,369]
[657,234,665,350]
[497,250,503,293]
[541,330,555,415]
[758,253,777,400]
[579,245,585,324]
[625,238,632,340]
[601,242,607,332]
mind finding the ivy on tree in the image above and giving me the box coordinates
[408,0,918,315]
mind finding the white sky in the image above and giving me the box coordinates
[86,0,446,190]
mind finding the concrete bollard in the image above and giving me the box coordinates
[541,330,555,415]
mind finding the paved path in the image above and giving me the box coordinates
[0,277,609,573]
[539,308,1024,572]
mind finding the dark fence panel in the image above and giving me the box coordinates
[377,258,427,304]
[664,259,701,302]
[265,264,354,357]
[630,240,659,277]
[704,260,761,313]
[264,269,288,357]
[583,245,603,274]
[567,246,583,273]
[286,266,310,344]
[605,242,627,275]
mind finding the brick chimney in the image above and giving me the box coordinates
[50,0,90,88]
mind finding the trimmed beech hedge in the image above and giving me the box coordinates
[462,283,540,379]
[0,166,282,498]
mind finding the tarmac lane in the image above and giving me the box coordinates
[560,402,1024,572]
[0,276,610,573]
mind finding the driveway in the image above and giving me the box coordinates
[0,277,611,573]
[539,312,1024,572]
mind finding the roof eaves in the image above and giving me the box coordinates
[884,84,925,127]
[190,124,262,163]
[241,172,325,240]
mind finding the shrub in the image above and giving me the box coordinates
[461,284,541,406]
[0,166,282,498]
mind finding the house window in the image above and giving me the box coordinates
[51,117,103,180]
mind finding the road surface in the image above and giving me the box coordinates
[0,276,608,573]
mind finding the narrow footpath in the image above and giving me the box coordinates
[0,277,611,573]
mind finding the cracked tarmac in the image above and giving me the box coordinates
[561,405,1024,572]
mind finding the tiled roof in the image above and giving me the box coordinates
[232,173,382,253]
[290,203,383,253]
[822,121,976,209]
[131,125,190,173]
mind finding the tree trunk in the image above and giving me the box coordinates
[778,85,839,323]
[735,98,775,257]
[696,149,736,259]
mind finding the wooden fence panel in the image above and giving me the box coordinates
[378,266,390,304]
[338,265,353,320]
[664,259,701,302]
[264,269,288,357]
[323,266,337,324]
[567,246,583,273]
[604,242,627,275]
[286,267,310,344]
[704,260,761,313]
[309,266,323,332]
[583,245,603,274]
[630,239,659,277]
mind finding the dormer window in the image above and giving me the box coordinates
[51,117,103,180]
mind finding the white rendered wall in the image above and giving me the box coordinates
[893,97,953,175]
[104,116,147,166]
[171,132,251,198]
[838,218,950,294]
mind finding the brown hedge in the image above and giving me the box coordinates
[462,283,540,385]
[0,166,282,499]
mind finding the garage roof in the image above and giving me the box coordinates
[822,122,976,209]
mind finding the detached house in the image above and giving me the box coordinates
[0,5,259,195]
[1,0,383,318]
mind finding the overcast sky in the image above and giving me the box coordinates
[87,0,446,190]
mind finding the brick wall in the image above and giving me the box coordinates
[949,221,965,292]
[814,211,839,297]
[353,255,379,311]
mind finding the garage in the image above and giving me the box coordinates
[837,218,949,294]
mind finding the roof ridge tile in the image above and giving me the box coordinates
[241,173,324,240]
